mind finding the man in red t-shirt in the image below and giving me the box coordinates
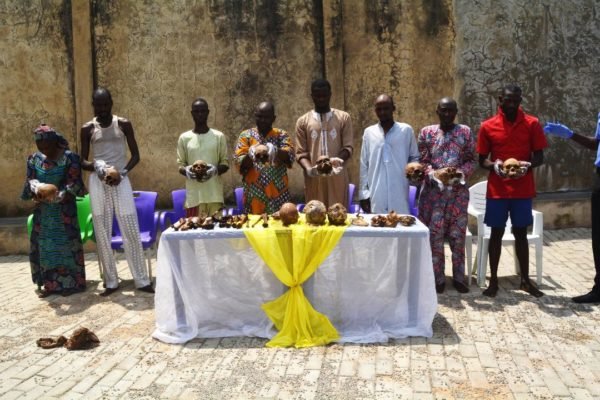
[476,84,547,298]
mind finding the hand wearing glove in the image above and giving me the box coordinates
[248,144,258,161]
[265,143,277,163]
[306,165,320,178]
[29,179,43,195]
[93,160,109,179]
[51,190,66,204]
[513,161,532,178]
[493,159,508,178]
[198,164,218,182]
[184,165,197,180]
[543,122,573,139]
[596,112,600,138]
[329,157,344,175]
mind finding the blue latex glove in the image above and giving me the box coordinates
[543,122,573,139]
[595,112,600,138]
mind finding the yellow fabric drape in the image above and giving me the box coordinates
[243,215,346,348]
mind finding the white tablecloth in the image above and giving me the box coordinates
[153,218,437,344]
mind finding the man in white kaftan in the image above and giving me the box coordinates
[359,94,419,214]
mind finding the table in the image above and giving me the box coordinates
[152,217,437,344]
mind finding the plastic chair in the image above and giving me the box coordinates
[27,194,94,243]
[408,185,418,217]
[467,180,543,287]
[228,187,245,216]
[111,191,159,281]
[159,189,186,231]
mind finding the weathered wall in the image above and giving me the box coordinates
[92,0,323,206]
[0,0,74,217]
[2,0,600,219]
[454,0,600,190]
[340,0,456,182]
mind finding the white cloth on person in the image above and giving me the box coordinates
[359,122,419,214]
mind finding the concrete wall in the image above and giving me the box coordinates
[0,0,75,217]
[2,0,599,219]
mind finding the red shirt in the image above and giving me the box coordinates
[477,107,547,199]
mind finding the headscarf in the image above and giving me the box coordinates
[33,124,69,149]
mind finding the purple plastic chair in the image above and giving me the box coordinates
[159,189,186,231]
[228,187,245,216]
[409,185,418,217]
[111,191,159,280]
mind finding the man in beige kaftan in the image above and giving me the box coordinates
[295,79,354,207]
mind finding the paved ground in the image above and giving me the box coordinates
[0,228,599,399]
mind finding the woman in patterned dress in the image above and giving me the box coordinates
[21,125,87,298]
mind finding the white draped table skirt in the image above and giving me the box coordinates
[153,218,437,344]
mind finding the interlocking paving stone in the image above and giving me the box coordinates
[1,228,600,399]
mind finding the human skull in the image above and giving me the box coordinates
[405,162,425,182]
[37,183,58,202]
[303,200,327,225]
[191,160,209,180]
[327,203,348,225]
[104,166,121,185]
[502,158,522,178]
[316,156,333,175]
[253,144,269,163]
[279,202,299,226]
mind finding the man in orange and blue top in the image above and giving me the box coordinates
[233,101,295,214]
[476,84,547,298]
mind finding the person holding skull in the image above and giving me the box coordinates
[295,79,353,207]
[476,84,547,298]
[80,88,154,296]
[22,124,87,298]
[177,97,229,216]
[418,97,476,294]
[359,94,419,214]
[234,101,294,214]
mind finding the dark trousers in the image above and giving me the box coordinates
[592,168,600,290]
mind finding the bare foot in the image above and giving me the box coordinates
[137,285,155,294]
[482,284,498,297]
[99,287,118,297]
[520,281,544,298]
[37,290,52,299]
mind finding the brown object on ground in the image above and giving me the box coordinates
[405,162,425,183]
[304,200,327,225]
[65,327,100,350]
[502,158,522,178]
[327,203,347,225]
[279,203,299,226]
[254,144,269,163]
[316,156,333,175]
[104,166,121,185]
[37,327,100,351]
[37,183,58,202]
[37,336,67,349]
[191,160,209,181]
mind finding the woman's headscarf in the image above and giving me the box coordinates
[33,124,70,149]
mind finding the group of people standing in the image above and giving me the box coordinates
[23,80,600,305]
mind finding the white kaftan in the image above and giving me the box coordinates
[359,122,419,214]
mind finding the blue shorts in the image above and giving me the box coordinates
[484,198,533,228]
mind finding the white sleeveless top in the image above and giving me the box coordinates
[90,115,128,171]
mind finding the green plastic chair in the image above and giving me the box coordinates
[27,194,94,243]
